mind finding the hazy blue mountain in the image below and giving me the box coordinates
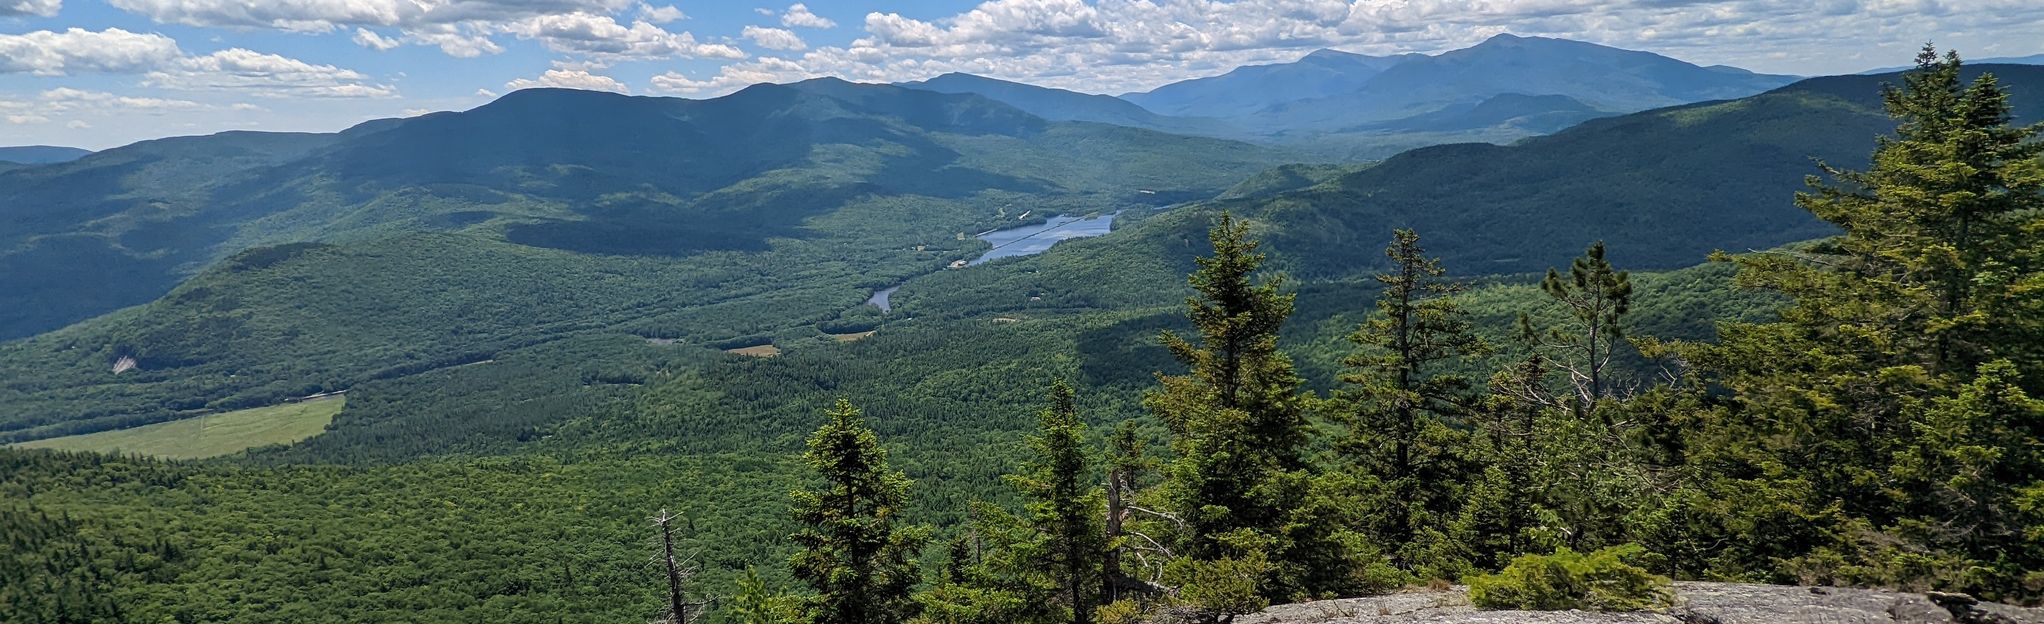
[1253,34,1800,132]
[1862,53,2044,73]
[0,145,93,164]
[1122,48,1422,117]
[898,72,1232,135]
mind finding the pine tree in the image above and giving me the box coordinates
[790,398,930,624]
[1336,229,1486,573]
[1521,241,1632,416]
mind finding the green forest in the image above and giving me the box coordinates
[4,50,2041,624]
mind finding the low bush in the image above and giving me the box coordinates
[1467,544,1674,611]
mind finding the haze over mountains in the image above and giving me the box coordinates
[907,34,1799,158]
[0,146,92,165]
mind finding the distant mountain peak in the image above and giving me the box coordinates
[1302,48,1364,61]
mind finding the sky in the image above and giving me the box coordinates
[3,0,2042,149]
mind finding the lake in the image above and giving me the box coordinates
[865,285,901,312]
[970,213,1117,266]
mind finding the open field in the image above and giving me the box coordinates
[12,395,346,459]
[726,344,783,357]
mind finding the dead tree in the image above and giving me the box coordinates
[652,509,707,624]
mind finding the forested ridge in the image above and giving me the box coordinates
[4,50,2042,624]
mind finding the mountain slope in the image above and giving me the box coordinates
[0,80,1290,342]
[894,64,2044,316]
[0,80,1295,437]
[900,73,1190,128]
[0,145,92,164]
[1123,48,1422,117]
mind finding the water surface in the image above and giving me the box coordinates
[970,213,1117,266]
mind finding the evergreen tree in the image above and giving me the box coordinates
[1147,212,1377,601]
[1006,381,1107,624]
[790,398,930,624]
[1521,241,1632,416]
[1680,46,2044,599]
[1336,229,1486,574]
[924,382,1110,624]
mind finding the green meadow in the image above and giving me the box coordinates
[13,395,344,459]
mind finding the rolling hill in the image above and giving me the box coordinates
[0,145,92,164]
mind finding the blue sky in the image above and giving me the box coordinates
[5,0,2042,149]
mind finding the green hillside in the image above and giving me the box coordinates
[0,80,1293,343]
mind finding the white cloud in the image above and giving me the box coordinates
[781,3,835,29]
[0,28,184,76]
[1,0,60,17]
[353,28,401,51]
[41,87,203,110]
[7,114,51,124]
[106,0,637,32]
[742,26,806,51]
[147,48,398,98]
[66,120,91,129]
[650,56,813,96]
[502,12,744,60]
[475,87,499,97]
[638,2,683,23]
[506,68,629,93]
[400,24,505,57]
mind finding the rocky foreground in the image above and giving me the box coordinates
[1240,582,2044,624]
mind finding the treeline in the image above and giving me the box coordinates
[705,49,2044,624]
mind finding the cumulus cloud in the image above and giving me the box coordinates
[506,68,630,93]
[353,28,401,51]
[638,3,683,23]
[780,3,836,29]
[146,48,398,98]
[0,28,184,76]
[1,0,60,17]
[742,26,806,51]
[501,12,745,60]
[7,114,52,124]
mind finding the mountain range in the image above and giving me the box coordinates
[909,34,1800,158]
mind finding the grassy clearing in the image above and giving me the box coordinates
[13,395,345,459]
[726,345,783,358]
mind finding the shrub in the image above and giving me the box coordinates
[1468,544,1674,611]
[1166,550,1272,623]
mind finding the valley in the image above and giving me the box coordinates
[2,26,2041,624]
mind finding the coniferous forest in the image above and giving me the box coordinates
[3,41,2042,624]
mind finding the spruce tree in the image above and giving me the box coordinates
[1006,381,1106,624]
[1147,212,1369,601]
[790,398,930,624]
[1682,46,2044,598]
[1336,229,1486,572]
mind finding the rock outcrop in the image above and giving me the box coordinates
[1239,582,2043,624]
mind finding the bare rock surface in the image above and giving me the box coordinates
[1239,582,2044,624]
